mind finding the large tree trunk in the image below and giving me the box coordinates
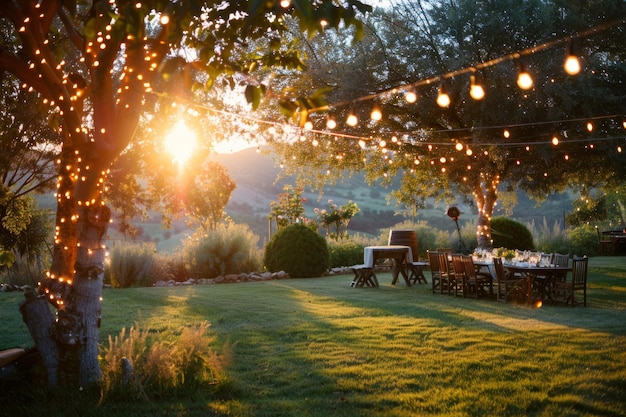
[20,204,110,386]
[20,129,112,386]
[475,181,499,249]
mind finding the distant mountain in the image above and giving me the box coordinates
[34,148,575,252]
[210,148,575,245]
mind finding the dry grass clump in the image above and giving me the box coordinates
[99,321,231,401]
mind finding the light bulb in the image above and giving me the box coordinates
[370,106,382,121]
[564,55,581,75]
[437,85,450,108]
[517,66,533,90]
[326,117,337,130]
[346,113,358,127]
[469,75,485,100]
[405,90,417,103]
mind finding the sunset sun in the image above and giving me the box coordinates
[165,120,197,168]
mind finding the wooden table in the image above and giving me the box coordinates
[504,264,571,306]
[350,245,411,287]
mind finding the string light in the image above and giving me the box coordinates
[370,105,382,121]
[436,84,451,108]
[469,75,485,100]
[405,90,417,103]
[564,41,582,75]
[346,112,358,127]
[516,63,534,90]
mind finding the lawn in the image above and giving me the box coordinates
[1,257,625,417]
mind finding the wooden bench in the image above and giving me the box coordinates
[349,264,378,287]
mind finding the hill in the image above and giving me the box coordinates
[36,147,574,252]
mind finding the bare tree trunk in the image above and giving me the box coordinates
[20,204,110,386]
[72,204,109,385]
[19,292,58,386]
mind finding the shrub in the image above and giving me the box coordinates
[264,223,329,277]
[490,217,534,250]
[182,223,261,278]
[328,240,365,268]
[567,224,598,256]
[530,219,571,254]
[108,242,161,287]
[159,251,188,282]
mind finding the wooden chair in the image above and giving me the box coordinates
[552,253,570,268]
[553,256,588,306]
[428,251,441,293]
[437,252,455,295]
[493,257,524,302]
[462,255,492,299]
[451,255,467,297]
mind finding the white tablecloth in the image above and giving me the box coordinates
[363,245,413,267]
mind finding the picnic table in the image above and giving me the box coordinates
[350,245,411,287]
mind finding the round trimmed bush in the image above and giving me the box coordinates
[264,224,329,278]
[490,217,534,250]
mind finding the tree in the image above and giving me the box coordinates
[0,0,371,386]
[268,0,626,249]
[182,160,236,232]
[0,70,57,271]
[269,184,308,230]
[314,200,360,241]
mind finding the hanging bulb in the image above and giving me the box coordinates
[326,116,337,130]
[370,105,382,121]
[469,75,485,100]
[405,89,417,103]
[564,54,581,76]
[516,64,533,90]
[436,84,450,108]
[564,41,582,76]
[346,112,358,127]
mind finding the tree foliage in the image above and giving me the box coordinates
[182,160,236,232]
[267,0,626,248]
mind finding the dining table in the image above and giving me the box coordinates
[503,264,571,306]
[351,245,412,287]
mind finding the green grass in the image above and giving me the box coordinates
[1,257,625,416]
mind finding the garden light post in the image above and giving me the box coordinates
[447,206,468,254]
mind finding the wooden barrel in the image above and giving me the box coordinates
[388,229,418,261]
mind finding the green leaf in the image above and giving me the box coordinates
[244,84,266,110]
[82,17,98,40]
[0,250,16,268]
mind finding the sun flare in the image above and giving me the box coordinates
[165,121,196,167]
